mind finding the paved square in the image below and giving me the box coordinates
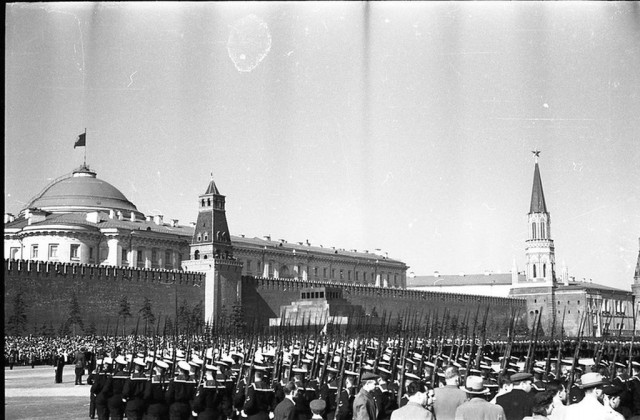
[5,366,90,420]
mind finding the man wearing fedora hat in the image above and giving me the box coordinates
[353,372,379,420]
[454,376,506,420]
[563,372,612,420]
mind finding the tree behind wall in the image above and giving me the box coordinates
[118,296,132,336]
[67,292,84,335]
[139,297,156,336]
[7,291,28,336]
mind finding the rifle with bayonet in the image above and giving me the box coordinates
[566,312,587,406]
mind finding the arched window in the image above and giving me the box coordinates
[533,265,537,278]
[532,222,537,239]
[201,199,205,207]
[203,233,208,241]
[207,198,211,207]
[197,234,202,242]
[541,223,546,239]
[194,250,200,260]
[543,264,546,278]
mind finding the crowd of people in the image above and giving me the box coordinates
[4,332,640,420]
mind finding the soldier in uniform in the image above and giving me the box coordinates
[243,365,275,420]
[292,366,316,420]
[318,366,339,420]
[192,363,225,420]
[93,357,113,420]
[87,358,103,419]
[336,371,357,420]
[123,357,148,420]
[372,367,397,420]
[143,359,170,420]
[166,360,196,420]
[104,355,129,420]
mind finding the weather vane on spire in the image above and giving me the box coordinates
[532,149,541,163]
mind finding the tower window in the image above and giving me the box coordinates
[197,234,202,242]
[543,264,546,277]
[532,222,537,239]
[207,198,211,207]
[533,265,537,278]
[203,233,208,241]
[541,223,546,239]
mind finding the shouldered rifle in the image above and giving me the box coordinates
[127,316,141,375]
[334,342,347,412]
[555,307,566,377]
[627,307,637,378]
[566,312,587,406]
[397,335,409,406]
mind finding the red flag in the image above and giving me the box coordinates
[74,133,86,148]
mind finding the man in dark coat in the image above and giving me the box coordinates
[273,381,298,420]
[75,346,87,385]
[54,349,66,384]
[495,372,534,420]
[353,372,379,420]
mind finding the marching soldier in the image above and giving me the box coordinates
[143,359,170,420]
[292,366,316,420]
[104,355,129,420]
[91,358,111,420]
[336,371,357,420]
[318,366,339,420]
[192,363,227,420]
[243,366,275,420]
[123,357,147,420]
[166,360,196,420]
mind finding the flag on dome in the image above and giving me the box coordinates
[74,132,86,148]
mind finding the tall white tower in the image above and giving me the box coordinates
[525,152,556,284]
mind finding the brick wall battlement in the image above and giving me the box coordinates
[4,259,204,286]
[246,276,522,306]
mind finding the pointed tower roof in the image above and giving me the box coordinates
[529,161,547,214]
[205,179,220,195]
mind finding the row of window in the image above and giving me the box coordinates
[244,259,401,285]
[27,244,89,261]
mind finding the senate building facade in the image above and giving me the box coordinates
[3,164,408,288]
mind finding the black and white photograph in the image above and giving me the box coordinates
[4,2,640,420]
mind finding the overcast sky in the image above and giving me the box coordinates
[5,2,640,291]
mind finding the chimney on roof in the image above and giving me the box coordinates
[86,212,100,224]
[154,215,163,225]
[170,219,178,227]
[484,270,491,276]
[109,209,116,219]
[130,212,136,222]
[264,235,271,241]
[364,250,368,253]
[4,213,15,224]
[146,215,153,222]
[117,211,124,221]
[279,239,286,244]
[434,271,440,277]
[240,234,245,238]
[25,209,47,225]
[306,239,310,246]
[459,272,465,277]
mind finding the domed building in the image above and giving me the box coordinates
[4,164,191,269]
[4,164,408,287]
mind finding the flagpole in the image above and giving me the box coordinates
[83,128,87,167]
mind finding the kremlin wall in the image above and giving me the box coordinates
[5,158,639,338]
